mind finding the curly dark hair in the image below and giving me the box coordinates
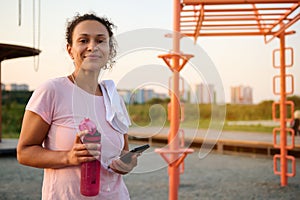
[66,13,117,68]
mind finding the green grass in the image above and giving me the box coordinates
[181,119,274,133]
[2,121,274,139]
[2,132,20,139]
[2,102,25,139]
[222,124,274,133]
[131,118,275,133]
[1,100,289,139]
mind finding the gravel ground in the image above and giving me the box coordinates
[0,146,299,200]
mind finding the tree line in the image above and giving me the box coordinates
[1,91,300,137]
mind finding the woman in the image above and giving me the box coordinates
[291,118,300,136]
[17,13,137,199]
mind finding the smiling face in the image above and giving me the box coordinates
[67,20,110,72]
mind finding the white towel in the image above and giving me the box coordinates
[100,80,131,134]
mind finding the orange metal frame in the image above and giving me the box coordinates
[157,1,299,199]
[271,31,296,186]
[180,0,299,43]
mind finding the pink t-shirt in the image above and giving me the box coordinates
[26,77,130,200]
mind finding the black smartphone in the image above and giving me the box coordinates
[120,144,150,163]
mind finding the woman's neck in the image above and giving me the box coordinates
[71,71,102,96]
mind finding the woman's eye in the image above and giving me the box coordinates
[79,39,88,43]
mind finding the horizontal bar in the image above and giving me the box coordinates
[181,23,273,27]
[180,28,267,32]
[180,14,286,19]
[181,26,271,29]
[182,31,276,36]
[200,27,263,30]
[182,0,299,5]
[203,13,285,17]
[181,17,292,22]
[181,7,292,12]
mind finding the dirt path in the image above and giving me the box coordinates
[1,147,299,200]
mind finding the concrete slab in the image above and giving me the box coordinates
[0,139,18,156]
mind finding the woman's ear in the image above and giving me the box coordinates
[67,44,74,59]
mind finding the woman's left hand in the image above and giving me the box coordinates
[109,153,140,174]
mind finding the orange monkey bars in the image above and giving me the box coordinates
[178,0,299,188]
[157,1,300,199]
[180,0,299,43]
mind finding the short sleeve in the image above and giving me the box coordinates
[26,80,55,125]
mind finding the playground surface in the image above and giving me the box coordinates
[0,145,300,200]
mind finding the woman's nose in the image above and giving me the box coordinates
[87,41,99,51]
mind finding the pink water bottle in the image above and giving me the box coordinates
[79,118,101,196]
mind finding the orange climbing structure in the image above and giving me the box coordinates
[157,0,300,199]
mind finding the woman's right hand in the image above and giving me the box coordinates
[67,130,101,166]
[18,111,101,169]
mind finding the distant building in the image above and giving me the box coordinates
[118,89,132,104]
[144,89,154,102]
[132,89,145,104]
[231,85,253,104]
[5,83,29,91]
[120,88,168,104]
[193,83,215,104]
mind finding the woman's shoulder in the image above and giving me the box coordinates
[43,76,68,85]
[36,77,69,91]
[40,77,68,88]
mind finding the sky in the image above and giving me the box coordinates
[0,0,299,103]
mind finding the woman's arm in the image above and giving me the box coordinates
[123,134,129,151]
[17,110,99,169]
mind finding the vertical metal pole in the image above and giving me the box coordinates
[18,0,22,26]
[169,0,180,199]
[279,31,287,186]
[0,61,2,143]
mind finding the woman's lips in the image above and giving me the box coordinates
[84,54,100,58]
